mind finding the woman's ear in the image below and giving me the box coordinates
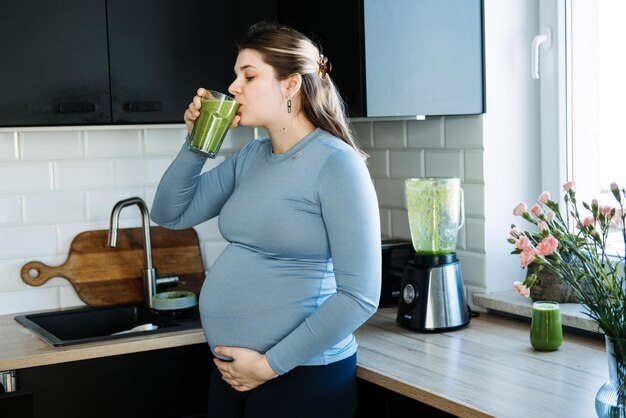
[284,73,302,99]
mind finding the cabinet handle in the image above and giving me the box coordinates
[56,102,97,113]
[123,101,163,112]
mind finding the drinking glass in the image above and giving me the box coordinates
[530,301,563,351]
[188,89,239,158]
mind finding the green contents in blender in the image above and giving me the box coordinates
[405,178,463,255]
[189,98,239,158]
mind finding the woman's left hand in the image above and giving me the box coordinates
[214,346,278,392]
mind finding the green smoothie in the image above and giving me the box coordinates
[530,301,563,351]
[189,97,239,158]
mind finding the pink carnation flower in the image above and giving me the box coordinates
[582,216,595,227]
[513,202,528,216]
[538,221,548,231]
[563,181,576,192]
[538,191,551,204]
[530,204,543,216]
[599,204,613,216]
[513,281,530,297]
[536,236,559,256]
[520,246,536,268]
[546,210,555,221]
[515,236,531,250]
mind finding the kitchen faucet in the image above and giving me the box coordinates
[107,197,159,309]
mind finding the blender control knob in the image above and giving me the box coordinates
[402,283,417,304]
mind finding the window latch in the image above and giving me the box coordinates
[532,27,552,79]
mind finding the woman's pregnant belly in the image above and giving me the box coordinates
[198,243,335,357]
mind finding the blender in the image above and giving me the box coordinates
[396,177,471,331]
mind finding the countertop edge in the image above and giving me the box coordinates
[356,365,493,418]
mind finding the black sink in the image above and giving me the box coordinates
[15,304,200,347]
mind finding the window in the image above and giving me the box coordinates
[539,0,626,252]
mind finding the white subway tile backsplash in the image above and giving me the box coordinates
[54,159,115,190]
[115,157,172,187]
[0,259,29,291]
[390,209,411,240]
[85,188,145,221]
[193,218,223,242]
[20,130,82,160]
[23,191,86,224]
[59,284,85,308]
[461,183,485,218]
[0,132,18,161]
[366,149,389,178]
[373,121,406,148]
[465,149,484,182]
[374,178,406,209]
[0,224,57,259]
[201,240,228,268]
[407,117,444,148]
[0,116,489,315]
[465,217,485,252]
[0,161,53,193]
[424,150,463,179]
[389,149,423,179]
[144,126,187,155]
[445,115,483,148]
[456,250,486,286]
[85,129,142,157]
[0,288,60,316]
[200,155,226,174]
[221,126,256,152]
[352,122,374,147]
[0,194,22,225]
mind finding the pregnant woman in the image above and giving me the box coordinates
[151,21,381,418]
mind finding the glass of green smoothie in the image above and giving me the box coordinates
[188,89,239,158]
[530,301,563,351]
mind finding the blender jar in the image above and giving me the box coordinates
[404,177,465,255]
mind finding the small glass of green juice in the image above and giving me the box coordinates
[188,89,239,158]
[530,301,563,351]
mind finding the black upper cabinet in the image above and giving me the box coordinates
[106,0,238,124]
[0,0,239,127]
[277,0,365,117]
[0,0,111,126]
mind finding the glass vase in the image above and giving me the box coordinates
[596,336,626,417]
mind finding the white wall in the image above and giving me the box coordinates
[482,0,541,293]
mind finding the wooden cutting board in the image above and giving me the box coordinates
[20,226,206,307]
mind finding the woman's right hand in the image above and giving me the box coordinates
[184,87,207,136]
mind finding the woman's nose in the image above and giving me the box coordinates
[228,80,240,97]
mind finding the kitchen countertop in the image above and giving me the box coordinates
[1,307,607,417]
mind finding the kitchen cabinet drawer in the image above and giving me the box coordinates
[15,344,212,418]
[0,0,238,127]
[278,0,484,117]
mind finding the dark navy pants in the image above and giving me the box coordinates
[208,353,357,418]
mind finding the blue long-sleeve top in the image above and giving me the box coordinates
[151,128,381,375]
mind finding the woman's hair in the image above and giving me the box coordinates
[237,21,368,160]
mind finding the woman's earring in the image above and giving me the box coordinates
[287,98,292,114]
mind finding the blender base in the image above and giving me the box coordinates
[396,253,470,332]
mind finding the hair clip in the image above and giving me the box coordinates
[319,54,332,79]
